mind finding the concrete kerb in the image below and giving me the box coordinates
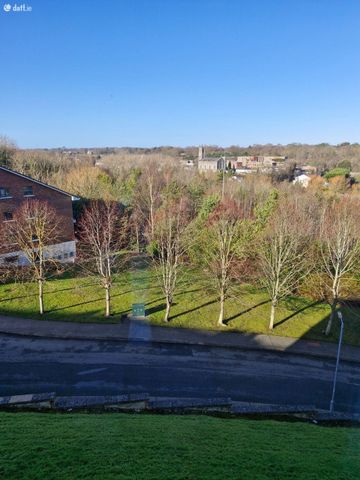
[0,392,56,409]
[0,315,359,364]
[54,393,150,410]
[0,393,317,414]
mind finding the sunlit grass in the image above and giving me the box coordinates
[0,269,359,346]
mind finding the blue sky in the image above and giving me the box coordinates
[1,0,360,148]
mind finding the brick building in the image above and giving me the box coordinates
[234,156,287,172]
[0,166,78,265]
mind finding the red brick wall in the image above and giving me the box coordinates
[0,169,75,254]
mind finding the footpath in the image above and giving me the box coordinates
[0,314,359,363]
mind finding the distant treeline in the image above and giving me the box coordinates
[1,134,360,173]
[18,144,360,171]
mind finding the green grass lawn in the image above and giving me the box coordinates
[0,268,359,346]
[0,413,358,480]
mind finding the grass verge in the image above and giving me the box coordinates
[0,269,359,346]
[0,412,359,480]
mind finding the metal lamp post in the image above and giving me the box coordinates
[329,311,344,413]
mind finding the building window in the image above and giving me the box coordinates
[64,252,69,259]
[32,234,39,242]
[3,211,13,221]
[0,187,11,198]
[69,251,74,257]
[23,186,34,196]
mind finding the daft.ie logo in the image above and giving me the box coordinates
[3,3,32,12]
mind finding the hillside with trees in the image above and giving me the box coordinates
[1,135,359,345]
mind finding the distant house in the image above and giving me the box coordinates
[180,159,195,169]
[235,155,287,172]
[197,147,287,174]
[301,165,317,175]
[197,146,226,173]
[0,166,78,266]
[293,174,311,188]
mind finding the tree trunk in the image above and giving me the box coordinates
[269,301,276,330]
[135,227,140,253]
[38,279,44,315]
[164,298,171,322]
[105,285,111,317]
[325,300,337,336]
[218,291,225,326]
[149,193,155,240]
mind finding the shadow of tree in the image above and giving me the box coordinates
[116,297,167,318]
[0,292,38,303]
[274,300,323,328]
[146,303,169,315]
[47,297,105,313]
[0,282,99,303]
[177,287,205,297]
[47,283,98,295]
[169,298,218,321]
[224,299,271,325]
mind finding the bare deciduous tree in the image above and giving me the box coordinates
[196,198,251,326]
[318,197,360,335]
[135,161,164,240]
[151,195,192,322]
[259,198,314,330]
[78,200,127,317]
[129,205,145,253]
[3,200,60,314]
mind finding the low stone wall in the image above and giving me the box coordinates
[0,393,358,424]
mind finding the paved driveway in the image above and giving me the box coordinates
[0,334,359,413]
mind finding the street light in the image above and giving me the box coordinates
[329,311,344,413]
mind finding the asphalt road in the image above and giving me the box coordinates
[0,334,359,413]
